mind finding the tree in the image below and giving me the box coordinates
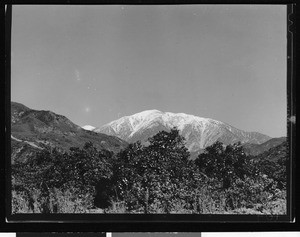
[68,142,114,194]
[195,142,250,189]
[12,142,115,212]
[113,128,191,213]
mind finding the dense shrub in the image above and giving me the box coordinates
[12,142,114,213]
[12,187,94,214]
[194,141,286,213]
[12,131,287,214]
[112,128,192,213]
[195,142,251,189]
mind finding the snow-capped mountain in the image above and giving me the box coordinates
[82,125,96,131]
[94,110,271,152]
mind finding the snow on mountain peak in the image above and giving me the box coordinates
[94,109,271,151]
[98,110,220,136]
[82,125,96,131]
[132,109,162,119]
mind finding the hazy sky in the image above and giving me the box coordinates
[11,5,287,137]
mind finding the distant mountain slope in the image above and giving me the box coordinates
[243,137,286,156]
[94,110,271,152]
[255,140,288,162]
[11,102,128,162]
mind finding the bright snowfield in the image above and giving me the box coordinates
[94,110,270,152]
[82,125,96,131]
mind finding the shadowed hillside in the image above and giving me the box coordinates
[11,102,128,163]
[243,137,286,156]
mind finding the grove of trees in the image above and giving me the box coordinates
[12,128,287,214]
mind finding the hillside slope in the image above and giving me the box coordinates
[11,102,127,162]
[243,137,286,156]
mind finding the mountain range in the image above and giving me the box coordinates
[92,110,271,152]
[11,102,127,163]
[11,102,287,163]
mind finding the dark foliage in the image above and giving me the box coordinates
[252,141,287,188]
[12,141,115,213]
[195,141,251,189]
[112,128,192,213]
[194,141,286,212]
[94,178,114,209]
[12,129,287,214]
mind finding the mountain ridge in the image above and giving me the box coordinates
[243,137,286,156]
[94,110,271,152]
[11,101,128,163]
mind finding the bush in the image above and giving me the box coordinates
[12,142,114,213]
[12,187,94,214]
[195,142,251,189]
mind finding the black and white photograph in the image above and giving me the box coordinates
[7,4,291,219]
